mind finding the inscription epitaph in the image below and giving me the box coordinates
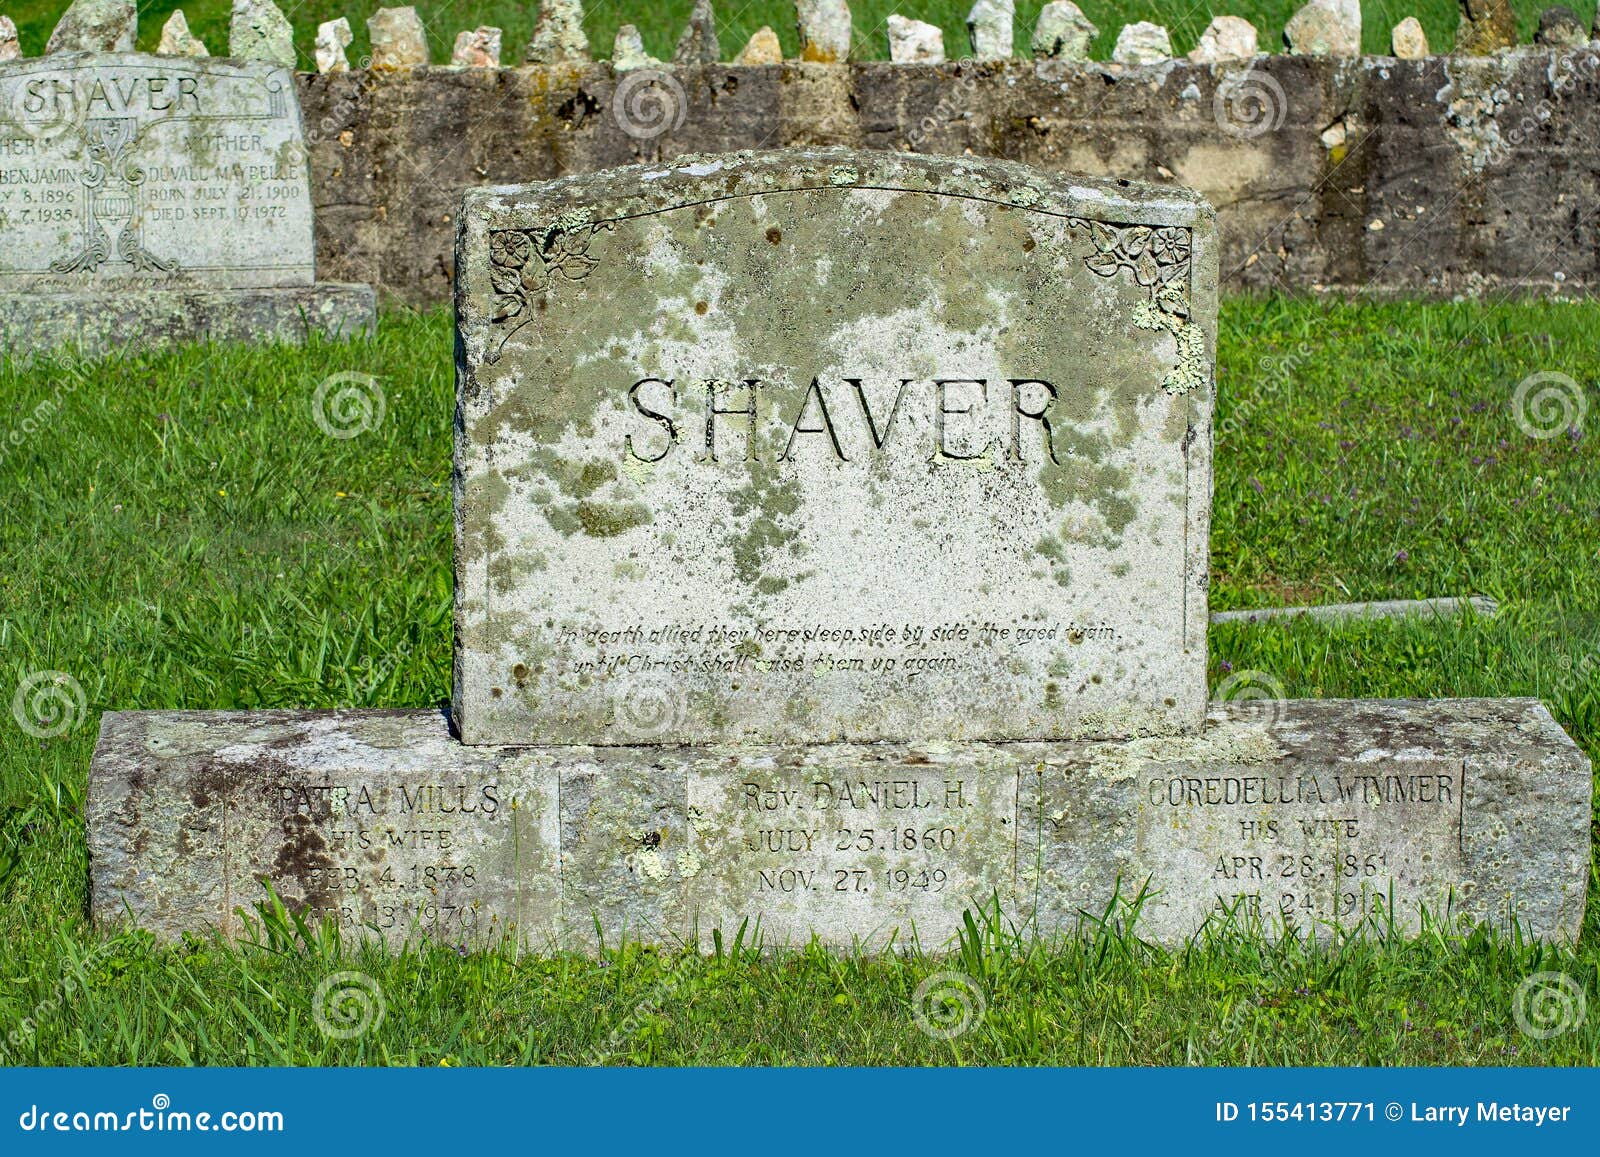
[454,149,1218,747]
[87,700,1590,948]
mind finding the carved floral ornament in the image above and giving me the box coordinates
[486,208,612,361]
[1068,219,1206,397]
[485,208,1204,394]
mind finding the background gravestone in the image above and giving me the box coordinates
[0,53,373,354]
[453,149,1217,747]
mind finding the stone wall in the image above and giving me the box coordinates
[300,49,1600,304]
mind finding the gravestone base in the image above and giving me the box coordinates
[88,698,1590,950]
[0,283,376,358]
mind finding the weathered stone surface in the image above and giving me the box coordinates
[369,6,430,70]
[0,17,21,62]
[316,17,353,73]
[1536,6,1587,47]
[1189,15,1258,62]
[611,24,659,70]
[0,54,314,291]
[735,26,783,65]
[887,15,944,63]
[453,149,1216,747]
[451,26,502,68]
[967,0,1014,59]
[1023,698,1590,942]
[46,0,135,54]
[1112,21,1172,65]
[1457,0,1518,54]
[1391,16,1429,58]
[0,283,375,357]
[89,711,561,948]
[294,51,1600,305]
[674,0,720,65]
[526,0,590,66]
[89,699,1591,947]
[157,10,209,57]
[230,0,295,65]
[797,0,851,62]
[1285,0,1361,56]
[1031,1,1096,59]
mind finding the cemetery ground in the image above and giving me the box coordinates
[4,0,1594,65]
[1,295,1597,1065]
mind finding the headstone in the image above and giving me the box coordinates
[1031,2,1097,60]
[157,10,209,58]
[0,18,19,63]
[1391,16,1430,58]
[887,16,944,63]
[89,710,562,948]
[796,0,851,63]
[315,18,353,73]
[735,27,783,65]
[525,0,590,66]
[229,0,296,66]
[452,26,502,69]
[89,697,1591,947]
[1285,0,1361,56]
[84,147,1595,953]
[368,6,430,71]
[0,53,375,354]
[673,0,720,65]
[46,0,135,54]
[967,0,1014,59]
[1189,16,1258,62]
[452,149,1217,747]
[612,25,660,71]
[1535,6,1587,47]
[1112,22,1172,65]
[1456,0,1518,54]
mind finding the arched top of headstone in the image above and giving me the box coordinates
[453,147,1217,747]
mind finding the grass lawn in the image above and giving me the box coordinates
[2,0,1592,68]
[0,296,1597,1065]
